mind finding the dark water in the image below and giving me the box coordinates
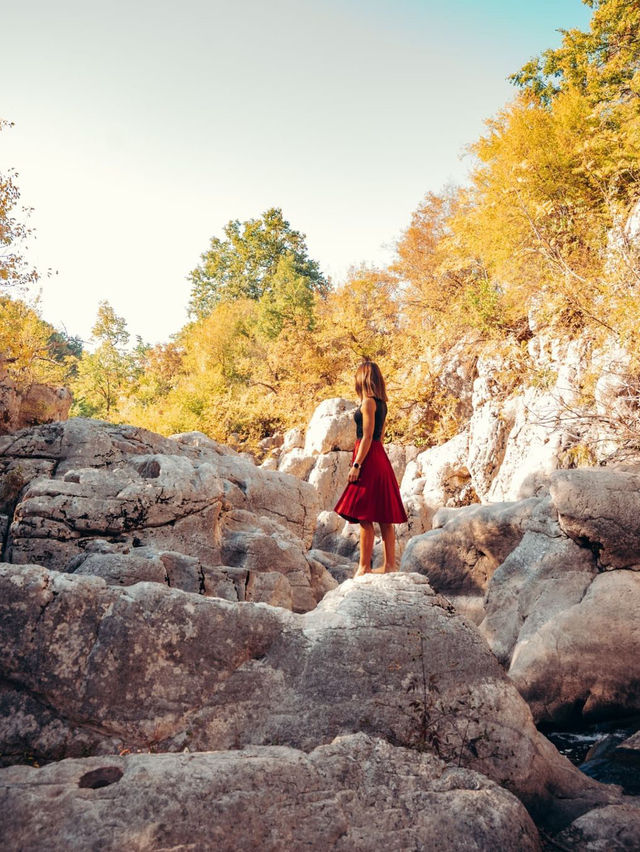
[541,715,640,796]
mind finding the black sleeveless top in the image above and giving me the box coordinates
[354,397,387,440]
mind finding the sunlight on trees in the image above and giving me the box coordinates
[31,1,640,451]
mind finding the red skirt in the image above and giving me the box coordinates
[334,439,408,524]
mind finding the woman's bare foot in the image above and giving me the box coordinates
[370,567,386,574]
[353,566,369,578]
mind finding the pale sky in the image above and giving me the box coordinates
[1,0,591,345]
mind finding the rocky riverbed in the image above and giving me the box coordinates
[2,414,640,849]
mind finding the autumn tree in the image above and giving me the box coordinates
[72,301,140,418]
[511,0,640,109]
[0,295,80,386]
[0,120,40,291]
[188,207,328,319]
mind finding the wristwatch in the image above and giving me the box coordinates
[352,462,360,469]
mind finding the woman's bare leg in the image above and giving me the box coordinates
[354,521,375,577]
[379,522,396,572]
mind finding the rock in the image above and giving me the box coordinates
[304,398,356,455]
[0,360,72,436]
[480,533,596,666]
[246,570,293,609]
[308,450,352,509]
[73,551,168,587]
[0,734,542,852]
[578,728,640,796]
[0,563,616,828]
[401,488,640,723]
[428,337,478,423]
[259,432,284,451]
[1,418,322,612]
[202,565,245,601]
[277,447,316,479]
[312,510,360,561]
[260,454,279,470]
[550,468,640,570]
[509,570,640,723]
[554,803,640,850]
[307,548,357,584]
[400,497,554,602]
[282,426,305,451]
[385,442,415,485]
[399,431,476,541]
[217,508,331,613]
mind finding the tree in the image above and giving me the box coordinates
[72,301,139,417]
[256,252,317,340]
[188,207,328,319]
[0,120,40,290]
[0,295,80,385]
[510,0,640,107]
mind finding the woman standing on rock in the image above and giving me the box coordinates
[334,360,408,577]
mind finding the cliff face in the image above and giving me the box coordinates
[398,325,640,541]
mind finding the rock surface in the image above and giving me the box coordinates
[0,734,542,852]
[401,471,640,723]
[0,361,72,436]
[0,418,332,612]
[554,803,640,851]
[0,563,615,828]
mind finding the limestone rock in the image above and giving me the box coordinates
[508,570,640,723]
[304,397,356,455]
[277,447,316,479]
[550,468,640,569]
[0,734,542,852]
[312,510,360,561]
[400,498,555,601]
[0,418,323,612]
[308,450,352,509]
[246,570,293,609]
[399,430,475,541]
[554,804,640,851]
[307,548,357,584]
[0,360,72,436]
[480,533,597,667]
[282,426,305,451]
[0,563,615,826]
[401,487,640,723]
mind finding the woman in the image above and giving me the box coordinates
[333,361,408,577]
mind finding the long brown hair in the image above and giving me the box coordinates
[355,360,388,402]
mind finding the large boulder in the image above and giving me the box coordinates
[0,563,616,828]
[308,450,353,509]
[508,570,640,723]
[399,430,477,543]
[0,734,542,852]
[401,471,640,724]
[400,497,554,620]
[0,419,331,613]
[555,803,640,851]
[304,398,357,455]
[550,468,640,569]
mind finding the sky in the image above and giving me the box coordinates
[1,0,592,346]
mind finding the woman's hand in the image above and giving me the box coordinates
[348,464,360,483]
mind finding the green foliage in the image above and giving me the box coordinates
[0,295,80,386]
[256,253,316,340]
[510,0,640,108]
[188,207,328,319]
[71,301,140,418]
[57,2,640,453]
